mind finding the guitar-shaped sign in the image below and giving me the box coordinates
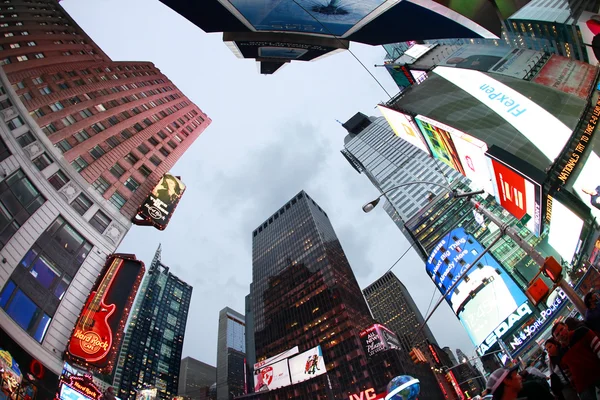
[67,257,124,363]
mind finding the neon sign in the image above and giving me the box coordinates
[348,388,385,400]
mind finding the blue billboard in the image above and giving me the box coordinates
[426,227,527,346]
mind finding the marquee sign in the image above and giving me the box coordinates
[133,173,186,230]
[65,254,144,374]
[55,374,102,400]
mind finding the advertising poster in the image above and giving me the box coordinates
[253,346,299,370]
[378,106,429,154]
[547,197,584,264]
[572,146,600,221]
[433,66,573,162]
[576,266,600,297]
[425,227,528,345]
[221,0,388,36]
[533,55,597,99]
[360,326,386,357]
[288,346,326,385]
[487,157,542,236]
[0,349,21,400]
[415,115,464,174]
[438,44,512,72]
[253,360,291,392]
[135,173,186,231]
[578,11,600,65]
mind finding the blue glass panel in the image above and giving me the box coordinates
[20,248,38,268]
[33,313,51,342]
[54,279,69,300]
[30,256,58,289]
[5,289,38,331]
[0,280,15,308]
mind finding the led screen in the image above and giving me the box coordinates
[426,227,527,345]
[59,384,91,400]
[433,66,572,162]
[487,157,542,236]
[572,151,600,221]
[548,198,584,264]
[578,11,600,65]
[289,346,326,385]
[533,55,597,100]
[378,106,430,154]
[136,173,186,230]
[414,115,464,173]
[254,359,291,392]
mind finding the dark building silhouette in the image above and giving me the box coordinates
[178,357,216,399]
[113,245,192,399]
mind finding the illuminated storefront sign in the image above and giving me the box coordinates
[56,374,102,400]
[348,388,385,400]
[477,303,533,356]
[65,255,145,374]
[133,173,186,230]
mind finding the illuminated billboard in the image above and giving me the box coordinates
[378,105,430,154]
[414,115,464,173]
[254,360,291,392]
[572,151,600,221]
[360,324,401,357]
[426,227,527,345]
[433,66,573,162]
[57,374,103,400]
[578,12,600,65]
[288,346,326,385]
[415,115,494,194]
[135,388,158,400]
[254,346,299,370]
[134,173,186,231]
[486,149,543,236]
[533,55,597,100]
[547,197,584,264]
[65,255,145,374]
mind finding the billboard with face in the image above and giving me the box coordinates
[426,228,528,345]
[378,106,429,154]
[135,173,186,231]
[533,55,597,100]
[288,346,326,385]
[578,11,600,65]
[254,360,291,392]
[415,115,464,174]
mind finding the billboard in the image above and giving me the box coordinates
[134,173,186,231]
[384,63,416,91]
[415,115,494,193]
[547,197,584,263]
[57,375,103,400]
[288,346,326,385]
[486,152,543,236]
[254,359,291,392]
[254,346,299,370]
[426,227,528,345]
[414,115,464,173]
[433,66,573,161]
[438,45,542,79]
[135,388,158,400]
[378,106,429,154]
[360,324,401,357]
[66,255,145,374]
[572,148,600,222]
[578,11,600,65]
[533,55,597,100]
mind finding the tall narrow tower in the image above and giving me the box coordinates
[114,245,193,399]
[216,307,246,400]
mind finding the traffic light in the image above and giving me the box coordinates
[409,348,428,364]
[525,277,550,306]
[542,256,563,283]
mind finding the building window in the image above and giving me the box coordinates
[148,136,159,146]
[124,177,139,192]
[0,137,10,162]
[34,53,44,59]
[57,82,69,90]
[109,192,126,210]
[149,155,161,166]
[0,170,45,249]
[95,104,106,112]
[109,163,125,178]
[32,153,53,171]
[124,152,139,165]
[91,122,106,133]
[79,108,93,118]
[121,129,132,140]
[89,145,105,160]
[70,156,88,172]
[105,136,120,149]
[38,86,51,95]
[20,92,32,101]
[16,55,28,62]
[61,115,76,126]
[138,164,151,178]
[157,130,167,139]
[26,41,35,46]
[13,81,25,90]
[73,129,90,143]
[0,283,51,342]
[167,140,177,149]
[42,123,57,135]
[16,131,35,148]
[32,76,43,84]
[137,144,149,154]
[7,116,24,130]
[89,210,111,233]
[47,170,69,190]
[55,139,72,153]
[93,176,110,195]
[70,193,92,216]
[159,147,170,157]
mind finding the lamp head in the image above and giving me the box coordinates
[362,197,380,213]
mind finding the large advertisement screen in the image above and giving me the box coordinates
[254,359,291,392]
[288,346,326,385]
[135,173,186,231]
[254,346,299,370]
[415,115,494,193]
[487,156,543,236]
[426,227,528,345]
[547,197,584,264]
[533,55,597,100]
[572,147,600,222]
[578,11,600,65]
[378,105,430,154]
[433,66,573,162]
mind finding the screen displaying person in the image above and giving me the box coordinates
[581,186,600,210]
[152,174,184,206]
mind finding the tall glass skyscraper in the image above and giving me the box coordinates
[113,245,192,399]
[216,307,246,400]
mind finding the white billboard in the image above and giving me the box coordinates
[253,359,291,392]
[288,346,326,385]
[572,151,600,221]
[548,197,584,264]
[378,105,431,155]
[433,66,572,162]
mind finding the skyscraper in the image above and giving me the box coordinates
[0,0,208,395]
[178,357,217,399]
[114,245,193,399]
[250,191,375,398]
[363,271,437,352]
[216,307,246,400]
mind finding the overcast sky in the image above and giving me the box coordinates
[62,0,475,367]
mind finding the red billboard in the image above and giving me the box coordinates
[65,254,145,374]
[533,55,597,100]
